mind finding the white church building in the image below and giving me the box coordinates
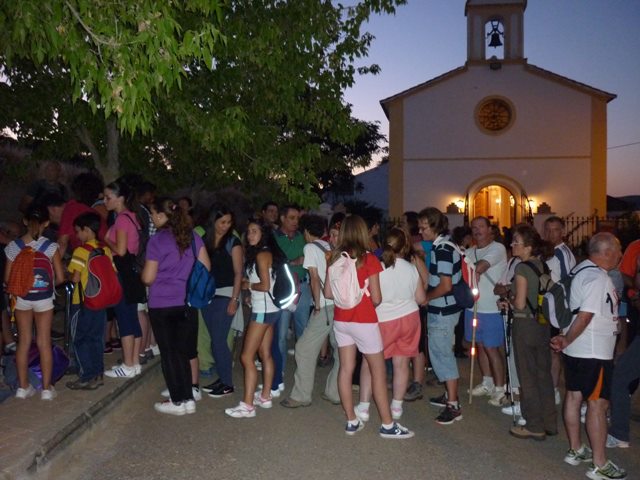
[374,0,615,227]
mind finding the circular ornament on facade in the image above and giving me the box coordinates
[476,97,514,133]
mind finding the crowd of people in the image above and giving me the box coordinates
[2,162,639,478]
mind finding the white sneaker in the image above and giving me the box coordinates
[192,386,202,401]
[253,391,273,408]
[258,384,282,398]
[15,385,36,399]
[184,400,196,414]
[255,359,262,371]
[517,416,526,426]
[488,387,506,406]
[606,434,630,449]
[154,400,186,416]
[41,386,57,401]
[355,403,370,422]
[225,401,256,418]
[501,402,522,416]
[133,364,142,376]
[150,344,160,356]
[469,383,495,397]
[105,364,136,378]
[554,388,562,405]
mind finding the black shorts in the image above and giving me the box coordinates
[563,354,613,401]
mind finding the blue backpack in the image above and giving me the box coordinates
[186,236,215,309]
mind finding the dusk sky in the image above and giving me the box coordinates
[344,0,640,197]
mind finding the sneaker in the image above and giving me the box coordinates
[469,383,495,397]
[379,422,414,439]
[15,385,36,399]
[161,388,170,398]
[104,364,136,378]
[517,416,527,426]
[202,379,223,393]
[509,425,546,441]
[67,378,99,391]
[254,359,262,371]
[258,383,282,398]
[150,344,160,357]
[225,402,256,418]
[138,353,148,365]
[345,420,364,436]
[41,386,57,401]
[501,402,521,416]
[586,460,627,480]
[154,400,187,416]
[280,397,311,408]
[435,404,463,425]
[184,400,196,414]
[103,344,114,354]
[133,364,142,376]
[391,405,403,420]
[564,444,593,466]
[488,387,506,407]
[253,392,273,408]
[354,403,370,422]
[606,434,630,449]
[192,386,202,401]
[429,392,448,408]
[404,382,423,402]
[208,383,234,398]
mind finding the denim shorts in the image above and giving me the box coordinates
[427,311,459,382]
[251,311,280,325]
[464,310,505,348]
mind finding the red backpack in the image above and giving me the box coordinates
[80,243,123,310]
[7,238,55,301]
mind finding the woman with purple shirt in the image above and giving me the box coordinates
[142,197,211,416]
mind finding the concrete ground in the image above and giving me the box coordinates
[14,352,639,480]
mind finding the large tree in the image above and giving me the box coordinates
[0,0,405,205]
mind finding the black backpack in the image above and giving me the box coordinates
[269,263,299,310]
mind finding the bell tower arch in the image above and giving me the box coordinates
[465,0,526,63]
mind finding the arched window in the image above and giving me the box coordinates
[485,19,504,60]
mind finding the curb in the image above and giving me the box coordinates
[22,360,161,476]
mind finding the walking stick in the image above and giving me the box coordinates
[468,290,479,405]
[501,305,517,425]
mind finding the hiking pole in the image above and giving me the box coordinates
[501,305,517,426]
[468,286,479,405]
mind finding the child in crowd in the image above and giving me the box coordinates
[324,215,414,438]
[225,219,283,418]
[4,205,64,400]
[66,212,115,390]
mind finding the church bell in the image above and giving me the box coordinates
[488,32,503,48]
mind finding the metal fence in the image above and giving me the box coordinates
[563,216,638,252]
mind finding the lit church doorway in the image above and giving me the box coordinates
[472,185,515,229]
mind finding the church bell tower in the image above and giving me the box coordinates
[465,0,526,63]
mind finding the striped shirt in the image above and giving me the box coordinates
[546,242,576,283]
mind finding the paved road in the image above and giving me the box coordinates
[34,358,638,480]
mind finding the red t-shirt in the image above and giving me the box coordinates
[58,200,107,251]
[620,239,640,298]
[333,252,383,324]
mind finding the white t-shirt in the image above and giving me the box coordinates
[466,241,507,313]
[302,240,333,307]
[247,264,279,314]
[376,258,420,323]
[564,260,618,360]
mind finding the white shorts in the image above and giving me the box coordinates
[15,296,54,313]
[333,321,383,354]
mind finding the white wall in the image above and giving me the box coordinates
[403,64,592,160]
[402,156,592,218]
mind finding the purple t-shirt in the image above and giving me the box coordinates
[145,230,203,308]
